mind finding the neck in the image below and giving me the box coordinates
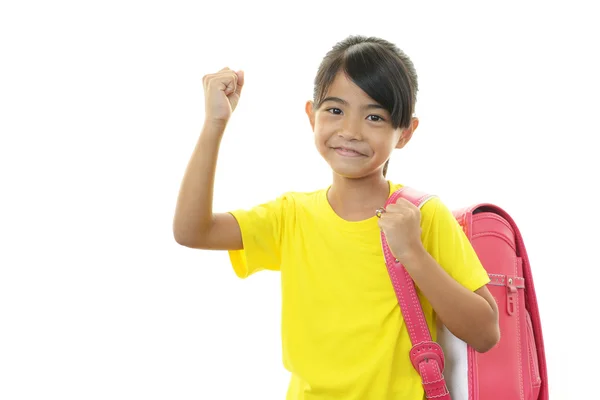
[327,172,390,220]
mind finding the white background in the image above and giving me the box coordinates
[1,1,598,399]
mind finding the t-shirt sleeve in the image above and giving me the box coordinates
[421,197,490,292]
[227,195,288,279]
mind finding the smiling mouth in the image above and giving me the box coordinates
[333,147,366,157]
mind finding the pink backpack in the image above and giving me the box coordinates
[381,187,548,400]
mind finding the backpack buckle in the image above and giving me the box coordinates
[410,341,445,372]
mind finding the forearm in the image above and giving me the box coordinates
[173,120,225,246]
[402,246,498,352]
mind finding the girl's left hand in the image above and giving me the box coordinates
[377,198,425,265]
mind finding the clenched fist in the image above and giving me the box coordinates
[377,198,425,265]
[202,67,244,124]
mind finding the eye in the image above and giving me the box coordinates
[326,108,342,115]
[367,115,385,122]
[326,108,385,122]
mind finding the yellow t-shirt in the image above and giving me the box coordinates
[228,182,490,400]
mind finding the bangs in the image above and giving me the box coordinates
[313,41,415,129]
[343,44,414,129]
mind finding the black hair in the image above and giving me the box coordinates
[312,35,419,177]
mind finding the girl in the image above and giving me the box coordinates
[173,35,500,400]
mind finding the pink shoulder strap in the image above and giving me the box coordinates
[381,187,451,400]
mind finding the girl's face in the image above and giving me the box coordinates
[306,71,418,179]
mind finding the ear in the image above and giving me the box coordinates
[305,100,315,130]
[395,117,419,149]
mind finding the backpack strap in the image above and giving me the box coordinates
[381,187,451,400]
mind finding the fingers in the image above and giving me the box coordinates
[377,209,399,232]
[377,203,421,233]
[385,204,409,214]
[376,199,420,220]
[202,67,243,96]
[234,70,244,96]
[392,197,415,207]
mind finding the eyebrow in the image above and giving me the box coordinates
[321,96,386,111]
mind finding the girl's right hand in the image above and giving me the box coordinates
[202,67,244,125]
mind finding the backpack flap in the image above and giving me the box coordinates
[453,204,549,400]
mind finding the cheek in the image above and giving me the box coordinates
[381,132,402,147]
[370,134,395,149]
[313,127,328,148]
[313,120,336,141]
[314,112,341,129]
[313,120,327,134]
[314,132,331,157]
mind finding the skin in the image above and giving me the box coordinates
[305,71,500,353]
[173,67,500,353]
[305,71,417,221]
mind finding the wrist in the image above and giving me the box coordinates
[399,244,429,270]
[201,119,227,139]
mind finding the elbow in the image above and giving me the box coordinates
[173,214,214,248]
[173,228,190,247]
[173,225,203,248]
[472,317,501,353]
[173,230,193,247]
[473,328,500,353]
[471,289,501,353]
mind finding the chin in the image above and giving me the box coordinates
[329,163,379,179]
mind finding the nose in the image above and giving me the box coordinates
[338,117,362,141]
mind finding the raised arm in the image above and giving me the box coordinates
[173,68,244,250]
